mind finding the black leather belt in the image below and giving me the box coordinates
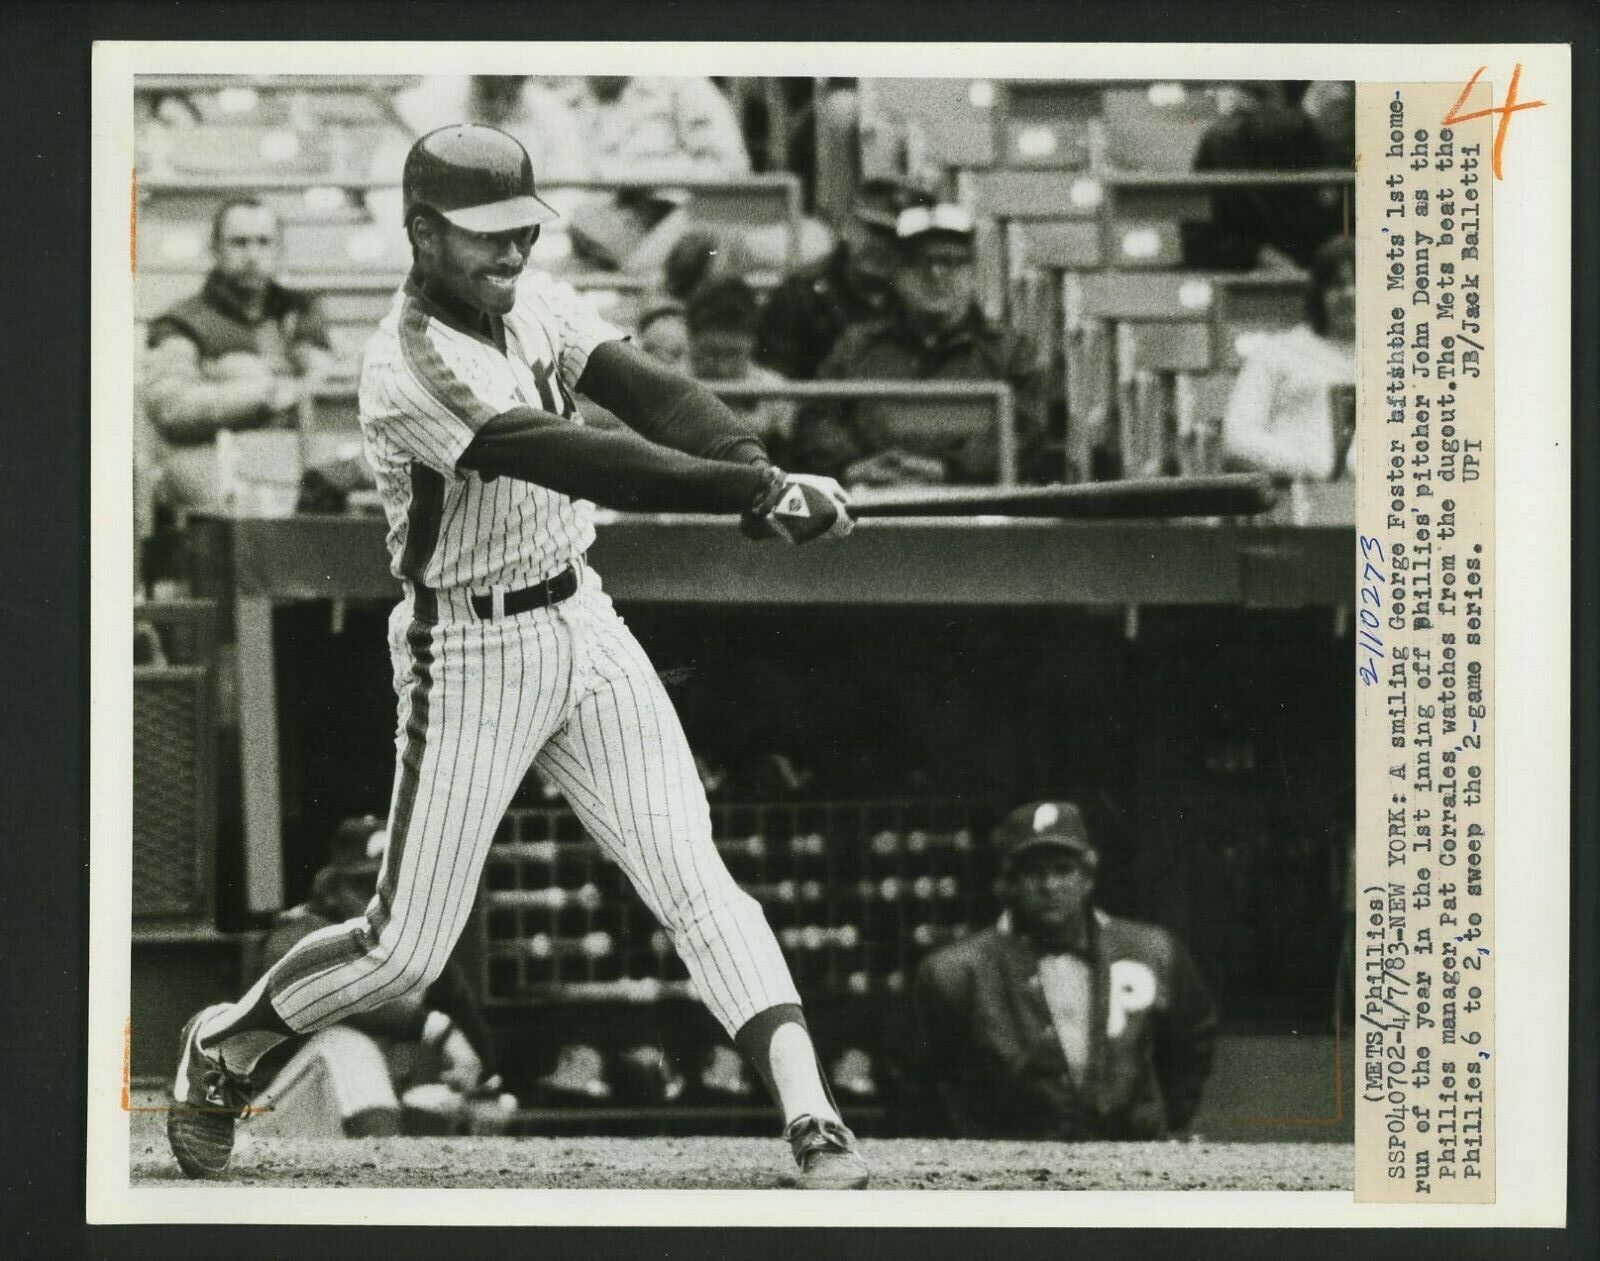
[469,565,579,619]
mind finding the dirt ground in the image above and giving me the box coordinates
[130,1108,1351,1191]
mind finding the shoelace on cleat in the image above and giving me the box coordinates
[200,1064,254,1112]
[789,1117,855,1159]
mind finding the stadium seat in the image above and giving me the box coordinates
[282,219,412,274]
[134,185,367,287]
[323,324,373,375]
[313,283,399,329]
[139,121,399,183]
[1125,320,1212,372]
[1214,279,1310,368]
[146,124,337,179]
[135,272,203,321]
[135,74,416,127]
[1177,368,1240,429]
[612,175,807,277]
[1106,219,1185,269]
[573,282,648,333]
[1000,81,1104,169]
[301,387,362,468]
[964,169,1103,220]
[1173,368,1238,476]
[1079,270,1220,321]
[859,77,999,168]
[1101,82,1225,171]
[1008,220,1102,271]
[682,180,799,240]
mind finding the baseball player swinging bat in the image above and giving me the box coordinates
[846,473,1277,520]
[166,123,869,1192]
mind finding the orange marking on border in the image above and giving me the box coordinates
[123,1104,276,1115]
[120,1018,132,1110]
[118,1015,272,1114]
[1442,64,1546,180]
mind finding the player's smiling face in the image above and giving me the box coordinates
[417,216,540,316]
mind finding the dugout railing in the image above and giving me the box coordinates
[294,378,1020,485]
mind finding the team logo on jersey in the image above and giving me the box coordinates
[1107,959,1158,1036]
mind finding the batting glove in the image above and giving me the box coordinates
[745,469,854,545]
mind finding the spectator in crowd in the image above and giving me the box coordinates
[246,817,509,1138]
[685,277,798,460]
[1220,235,1356,481]
[636,302,690,374]
[141,198,334,514]
[557,75,751,181]
[1183,81,1344,271]
[660,227,753,305]
[902,802,1216,1140]
[791,204,1044,487]
[756,178,930,382]
[383,75,588,183]
[1302,80,1356,168]
[553,76,753,272]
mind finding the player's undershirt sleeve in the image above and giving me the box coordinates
[459,405,774,514]
[578,340,771,465]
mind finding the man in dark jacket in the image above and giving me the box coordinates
[142,198,334,513]
[1182,82,1344,271]
[907,801,1216,1140]
[755,178,927,381]
[791,203,1044,486]
[244,816,505,1138]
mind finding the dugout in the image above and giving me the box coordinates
[135,511,1356,1140]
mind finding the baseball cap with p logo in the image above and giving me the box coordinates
[895,202,976,243]
[993,800,1098,870]
[402,123,560,234]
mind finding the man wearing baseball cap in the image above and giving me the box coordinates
[905,801,1216,1140]
[791,201,1046,487]
[756,178,933,381]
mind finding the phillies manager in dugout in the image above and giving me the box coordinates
[166,124,867,1190]
[907,802,1217,1140]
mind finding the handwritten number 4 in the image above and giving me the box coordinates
[1442,64,1546,180]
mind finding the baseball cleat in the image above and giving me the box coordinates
[784,1113,870,1190]
[166,1004,254,1179]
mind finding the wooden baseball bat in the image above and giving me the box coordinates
[846,474,1279,520]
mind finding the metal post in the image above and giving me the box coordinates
[233,592,285,912]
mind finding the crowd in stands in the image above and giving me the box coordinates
[136,74,1357,570]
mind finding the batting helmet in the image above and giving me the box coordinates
[401,124,559,234]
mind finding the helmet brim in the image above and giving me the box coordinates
[442,193,560,234]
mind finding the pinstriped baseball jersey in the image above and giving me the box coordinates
[358,270,624,592]
[240,263,805,1049]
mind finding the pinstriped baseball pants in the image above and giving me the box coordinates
[264,568,801,1038]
